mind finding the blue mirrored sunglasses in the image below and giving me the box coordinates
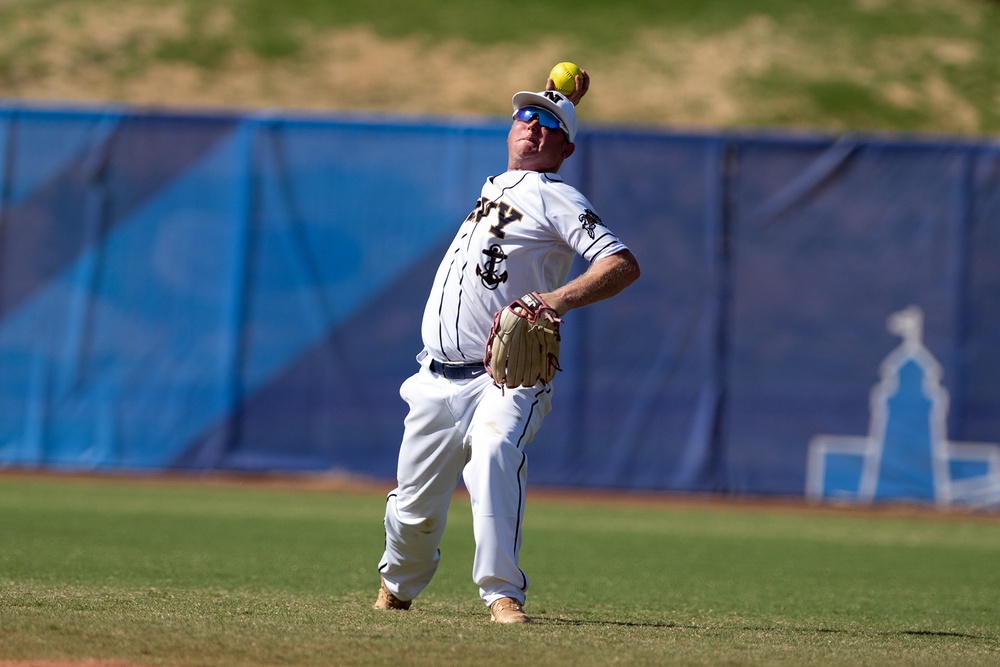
[512,106,567,136]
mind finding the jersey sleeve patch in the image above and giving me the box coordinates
[578,208,607,239]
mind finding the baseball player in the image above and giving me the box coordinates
[374,70,640,624]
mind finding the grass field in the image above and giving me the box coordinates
[2,3,1000,666]
[1,0,999,134]
[2,475,999,666]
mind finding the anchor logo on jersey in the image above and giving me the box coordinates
[579,208,606,239]
[476,244,508,290]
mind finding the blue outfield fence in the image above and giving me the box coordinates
[1,102,999,507]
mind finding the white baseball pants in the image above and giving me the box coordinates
[377,362,553,606]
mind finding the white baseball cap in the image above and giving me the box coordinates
[511,89,578,143]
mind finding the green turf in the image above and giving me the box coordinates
[180,0,1000,133]
[1,476,999,666]
[2,0,1000,133]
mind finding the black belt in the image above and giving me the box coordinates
[429,359,488,380]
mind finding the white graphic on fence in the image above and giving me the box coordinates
[806,306,1000,509]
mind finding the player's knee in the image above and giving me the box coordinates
[468,433,523,471]
[392,493,449,532]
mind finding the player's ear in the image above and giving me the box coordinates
[562,142,575,160]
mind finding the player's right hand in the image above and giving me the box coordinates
[546,69,590,105]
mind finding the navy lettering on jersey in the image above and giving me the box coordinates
[465,197,524,239]
[467,197,498,223]
[489,203,523,238]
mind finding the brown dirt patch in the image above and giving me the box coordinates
[0,10,802,128]
[0,4,989,134]
[2,468,995,523]
[0,662,168,667]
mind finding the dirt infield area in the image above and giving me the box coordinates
[2,468,993,523]
[2,4,984,134]
[0,662,162,667]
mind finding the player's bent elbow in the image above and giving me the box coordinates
[616,249,641,287]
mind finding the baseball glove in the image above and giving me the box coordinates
[485,292,562,388]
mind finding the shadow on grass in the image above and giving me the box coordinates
[899,630,985,639]
[540,618,702,629]
[540,618,990,641]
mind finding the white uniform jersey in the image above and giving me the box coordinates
[421,169,629,364]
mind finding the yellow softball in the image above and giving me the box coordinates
[549,62,582,96]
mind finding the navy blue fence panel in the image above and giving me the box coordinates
[725,137,975,494]
[1,102,998,504]
[966,149,1000,442]
[533,131,728,492]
